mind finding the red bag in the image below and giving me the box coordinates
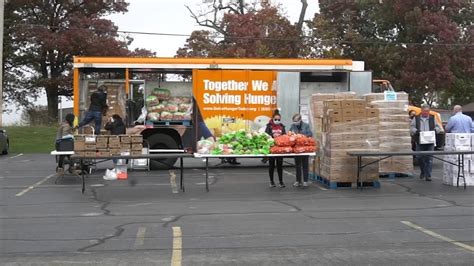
[274,135,295,147]
[270,146,293,154]
[293,145,316,153]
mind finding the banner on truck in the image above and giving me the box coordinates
[193,70,277,137]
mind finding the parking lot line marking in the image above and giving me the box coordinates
[401,221,474,253]
[169,170,178,194]
[171,226,182,266]
[134,227,147,248]
[9,153,23,159]
[15,174,54,197]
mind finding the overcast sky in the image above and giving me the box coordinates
[2,0,319,125]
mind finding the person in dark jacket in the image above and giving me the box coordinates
[105,114,126,135]
[78,85,108,135]
[265,111,286,188]
[105,114,126,165]
[410,104,442,181]
[289,113,313,187]
[56,113,75,174]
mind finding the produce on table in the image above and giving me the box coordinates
[145,95,159,106]
[210,130,274,155]
[152,88,171,100]
[270,146,293,154]
[197,138,214,154]
[163,103,179,113]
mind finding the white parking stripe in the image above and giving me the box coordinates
[9,153,23,159]
[134,227,147,248]
[401,221,474,253]
[15,174,54,197]
[169,170,178,194]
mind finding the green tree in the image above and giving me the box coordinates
[312,0,473,106]
[3,0,154,120]
[177,0,309,58]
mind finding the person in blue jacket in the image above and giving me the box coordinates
[289,113,313,187]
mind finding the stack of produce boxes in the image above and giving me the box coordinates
[443,134,474,186]
[364,93,413,174]
[108,135,121,156]
[120,135,131,155]
[96,136,110,157]
[319,98,380,183]
[131,135,144,156]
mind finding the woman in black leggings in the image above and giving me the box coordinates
[265,111,286,188]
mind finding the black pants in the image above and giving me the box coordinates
[295,156,309,183]
[269,157,283,184]
[58,155,70,168]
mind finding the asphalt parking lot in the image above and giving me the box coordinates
[1,154,473,265]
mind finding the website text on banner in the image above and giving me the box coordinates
[193,70,277,137]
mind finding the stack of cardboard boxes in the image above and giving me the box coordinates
[313,97,380,183]
[443,133,474,186]
[74,135,143,157]
[364,93,413,174]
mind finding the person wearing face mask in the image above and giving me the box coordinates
[410,104,443,181]
[265,110,286,188]
[289,113,313,187]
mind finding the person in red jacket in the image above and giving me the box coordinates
[265,110,286,188]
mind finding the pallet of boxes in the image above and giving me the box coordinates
[364,92,413,177]
[73,134,144,180]
[310,93,380,188]
[443,133,474,186]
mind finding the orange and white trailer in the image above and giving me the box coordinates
[73,57,371,168]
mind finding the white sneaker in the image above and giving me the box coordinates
[293,182,301,187]
[302,182,308,187]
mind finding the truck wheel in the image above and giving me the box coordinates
[146,133,179,170]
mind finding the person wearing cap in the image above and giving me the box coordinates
[445,105,474,133]
[410,104,443,181]
[78,85,108,135]
[289,113,313,187]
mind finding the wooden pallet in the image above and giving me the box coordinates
[379,172,414,179]
[315,174,380,189]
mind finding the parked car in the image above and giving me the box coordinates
[0,129,9,155]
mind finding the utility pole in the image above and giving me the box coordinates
[0,0,4,127]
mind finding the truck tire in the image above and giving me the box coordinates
[146,133,179,170]
[2,142,8,155]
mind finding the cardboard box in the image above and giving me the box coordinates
[74,141,85,151]
[110,149,121,156]
[120,135,131,144]
[446,133,471,147]
[96,142,108,149]
[96,149,111,157]
[75,135,86,143]
[120,143,131,150]
[96,136,108,144]
[85,151,96,157]
[366,108,379,117]
[353,100,367,109]
[354,108,367,117]
[328,109,343,118]
[131,135,143,143]
[324,100,342,109]
[108,142,121,149]
[131,143,143,151]
[342,109,354,117]
[341,100,354,109]
[84,144,96,151]
[108,136,120,144]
